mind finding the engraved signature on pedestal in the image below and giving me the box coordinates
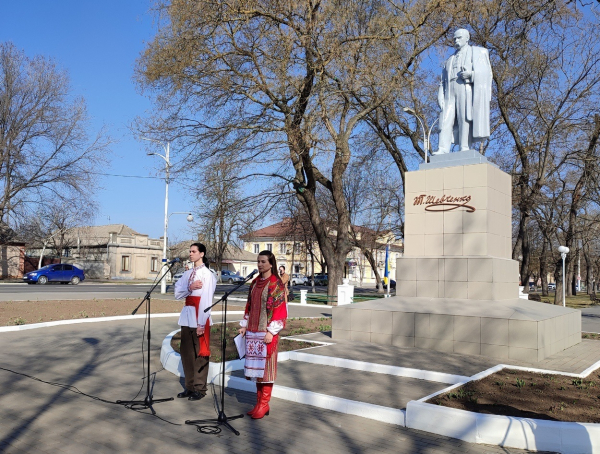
[413,194,476,212]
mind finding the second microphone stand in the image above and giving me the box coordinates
[116,260,180,415]
[185,270,256,436]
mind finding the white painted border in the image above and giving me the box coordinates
[0,311,244,333]
[280,336,334,345]
[407,362,600,454]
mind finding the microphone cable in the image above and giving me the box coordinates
[0,365,181,426]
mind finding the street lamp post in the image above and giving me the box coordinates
[403,107,439,162]
[558,246,570,307]
[167,212,194,274]
[143,138,171,294]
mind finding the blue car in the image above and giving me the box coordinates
[23,264,85,285]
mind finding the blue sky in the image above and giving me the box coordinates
[0,1,197,242]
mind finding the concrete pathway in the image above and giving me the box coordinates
[0,315,555,454]
[581,305,600,333]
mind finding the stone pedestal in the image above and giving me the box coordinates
[332,151,581,361]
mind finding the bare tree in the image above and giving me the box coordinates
[136,0,448,298]
[20,202,96,268]
[0,43,110,229]
[468,2,600,293]
[195,157,257,280]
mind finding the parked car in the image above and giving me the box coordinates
[548,283,556,290]
[172,267,217,285]
[383,279,396,290]
[23,264,85,285]
[220,269,244,284]
[312,274,328,286]
[290,273,308,286]
[172,271,184,285]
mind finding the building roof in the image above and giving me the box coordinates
[60,224,145,247]
[223,245,257,262]
[0,224,26,245]
[240,218,295,239]
[242,218,401,246]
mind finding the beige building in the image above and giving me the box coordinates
[241,219,403,285]
[0,226,27,278]
[27,224,164,280]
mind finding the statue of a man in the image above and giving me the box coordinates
[434,29,493,155]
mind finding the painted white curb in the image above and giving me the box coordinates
[0,311,244,333]
[406,362,600,454]
[407,400,600,453]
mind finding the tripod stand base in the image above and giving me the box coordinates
[186,411,244,436]
[117,396,174,415]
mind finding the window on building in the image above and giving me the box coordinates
[150,257,159,272]
[279,243,286,254]
[253,243,260,253]
[294,242,302,254]
[121,255,131,272]
[267,243,272,252]
[371,268,375,278]
[242,266,247,276]
[295,264,300,273]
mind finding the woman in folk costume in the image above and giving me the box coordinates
[174,243,217,401]
[238,250,287,419]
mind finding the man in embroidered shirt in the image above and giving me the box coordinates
[174,243,217,401]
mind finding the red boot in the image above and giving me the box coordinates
[247,383,262,416]
[251,383,272,419]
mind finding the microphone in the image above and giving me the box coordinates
[246,269,258,279]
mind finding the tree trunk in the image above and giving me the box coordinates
[553,258,563,305]
[540,238,549,296]
[363,249,383,293]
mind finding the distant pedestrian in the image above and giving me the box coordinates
[279,265,290,301]
[174,243,217,401]
[238,250,287,419]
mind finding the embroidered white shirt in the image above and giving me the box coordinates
[174,265,217,328]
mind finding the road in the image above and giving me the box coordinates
[0,281,384,302]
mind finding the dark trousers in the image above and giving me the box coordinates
[180,326,210,393]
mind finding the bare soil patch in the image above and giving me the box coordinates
[170,317,332,363]
[0,298,244,326]
[428,368,600,423]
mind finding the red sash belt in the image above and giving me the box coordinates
[185,296,210,357]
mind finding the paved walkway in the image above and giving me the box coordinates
[0,312,557,454]
[298,336,600,375]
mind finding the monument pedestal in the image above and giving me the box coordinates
[332,297,580,362]
[333,151,581,361]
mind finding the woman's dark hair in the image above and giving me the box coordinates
[191,242,209,267]
[259,250,279,277]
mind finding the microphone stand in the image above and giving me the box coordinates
[116,260,180,415]
[185,270,257,436]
